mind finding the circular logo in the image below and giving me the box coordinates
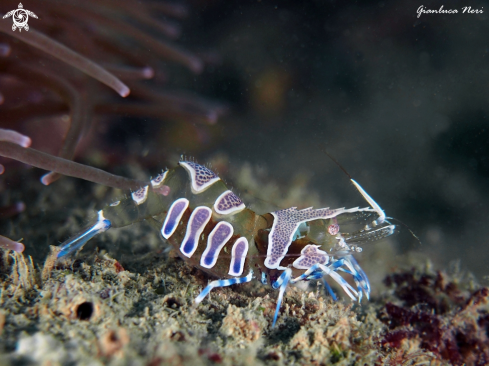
[2,3,38,32]
[12,8,29,29]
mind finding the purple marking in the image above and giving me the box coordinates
[131,186,149,205]
[265,206,369,269]
[214,190,245,215]
[151,171,168,188]
[292,245,328,270]
[228,237,249,276]
[161,198,189,239]
[200,221,234,268]
[179,161,220,194]
[180,206,212,258]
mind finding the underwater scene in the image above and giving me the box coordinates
[0,0,488,365]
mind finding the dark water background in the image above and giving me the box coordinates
[178,0,489,277]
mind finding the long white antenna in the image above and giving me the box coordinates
[350,179,385,224]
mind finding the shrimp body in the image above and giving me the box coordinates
[57,161,396,327]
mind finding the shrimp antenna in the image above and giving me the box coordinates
[387,217,422,246]
[320,146,423,245]
[320,146,387,221]
[319,146,352,180]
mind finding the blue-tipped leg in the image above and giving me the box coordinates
[57,211,111,258]
[294,266,339,300]
[271,268,292,328]
[321,278,337,301]
[337,267,364,303]
[291,261,358,301]
[194,271,253,305]
[305,269,327,281]
[344,255,371,300]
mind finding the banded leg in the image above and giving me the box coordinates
[194,271,253,305]
[336,266,366,303]
[303,256,370,302]
[291,262,358,300]
[300,268,338,301]
[321,278,337,301]
[271,268,292,328]
[343,255,371,299]
[57,211,111,258]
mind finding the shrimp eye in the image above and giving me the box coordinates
[328,224,340,236]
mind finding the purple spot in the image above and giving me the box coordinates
[180,206,212,257]
[214,190,245,215]
[180,161,220,193]
[292,245,328,270]
[162,198,189,239]
[201,222,233,268]
[228,237,249,276]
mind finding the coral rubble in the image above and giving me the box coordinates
[381,268,489,366]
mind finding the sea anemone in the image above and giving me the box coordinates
[0,0,224,184]
[0,0,225,252]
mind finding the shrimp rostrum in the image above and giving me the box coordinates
[57,161,397,327]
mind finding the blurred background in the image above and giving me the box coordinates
[1,0,488,280]
[183,0,489,279]
[185,0,489,279]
